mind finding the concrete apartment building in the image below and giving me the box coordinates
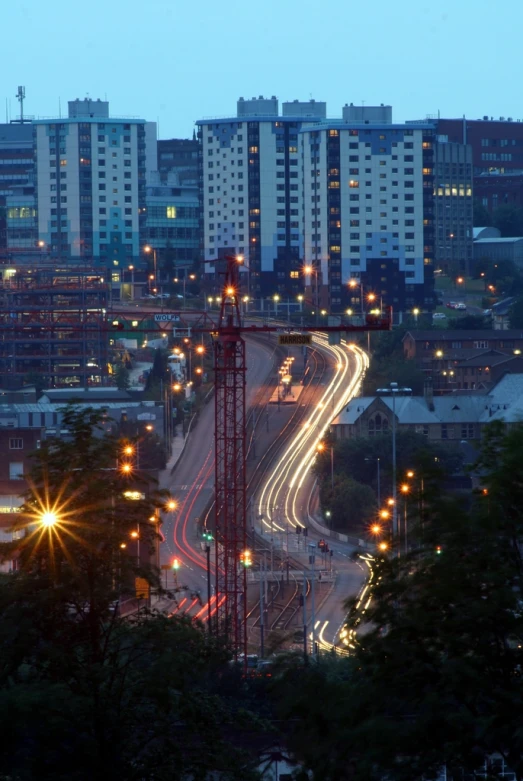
[33,99,157,267]
[196,96,327,299]
[197,98,472,311]
[301,106,435,312]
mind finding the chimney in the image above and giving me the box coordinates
[424,376,434,411]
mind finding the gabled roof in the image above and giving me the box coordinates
[40,389,132,403]
[456,350,514,368]
[332,394,486,426]
[333,374,523,428]
[492,297,516,316]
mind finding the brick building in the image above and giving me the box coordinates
[0,427,45,571]
[402,329,523,391]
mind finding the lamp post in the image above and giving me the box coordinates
[144,245,157,289]
[317,441,334,490]
[365,456,381,507]
[128,265,135,301]
[376,382,412,549]
[304,264,319,325]
[348,278,364,317]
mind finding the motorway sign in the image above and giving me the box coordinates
[278,333,312,346]
[153,313,181,323]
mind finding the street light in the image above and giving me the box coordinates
[144,245,157,289]
[304,264,319,323]
[40,511,58,527]
[317,441,334,490]
[348,279,364,316]
[376,383,412,549]
[365,456,381,507]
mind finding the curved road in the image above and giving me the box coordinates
[160,336,277,605]
[253,337,372,651]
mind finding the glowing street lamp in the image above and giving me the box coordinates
[40,511,58,527]
[370,523,382,536]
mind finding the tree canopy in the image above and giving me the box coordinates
[361,328,425,396]
[277,422,523,780]
[0,405,265,780]
[314,430,464,533]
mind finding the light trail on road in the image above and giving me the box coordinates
[256,338,369,533]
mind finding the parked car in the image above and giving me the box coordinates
[446,301,457,309]
[432,312,447,320]
[155,293,171,299]
[455,302,467,311]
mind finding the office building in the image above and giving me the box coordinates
[157,138,198,185]
[0,123,35,254]
[143,174,199,274]
[433,116,523,213]
[33,99,157,267]
[196,96,327,299]
[432,139,473,274]
[301,115,436,312]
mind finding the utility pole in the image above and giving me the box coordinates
[206,542,212,633]
[302,571,307,658]
[310,543,316,655]
[377,457,381,508]
[259,561,265,658]
[391,383,398,541]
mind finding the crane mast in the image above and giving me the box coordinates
[213,257,247,657]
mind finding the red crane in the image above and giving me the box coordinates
[213,257,248,657]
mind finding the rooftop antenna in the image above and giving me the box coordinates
[16,86,25,123]
[5,99,7,124]
[59,96,62,118]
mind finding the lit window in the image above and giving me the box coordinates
[166,206,177,219]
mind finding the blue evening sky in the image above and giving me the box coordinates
[2,0,520,139]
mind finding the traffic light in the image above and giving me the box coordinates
[296,525,302,535]
[240,549,252,567]
[202,530,213,542]
[436,546,442,555]
[172,558,180,570]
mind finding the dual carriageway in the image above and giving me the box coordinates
[160,330,374,652]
